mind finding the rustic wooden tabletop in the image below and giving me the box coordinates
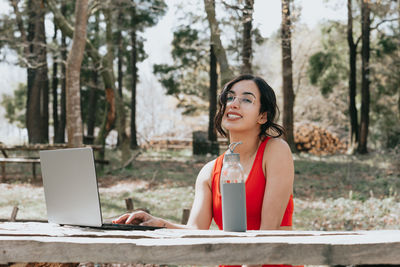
[0,222,399,265]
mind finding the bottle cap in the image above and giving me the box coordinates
[224,142,242,162]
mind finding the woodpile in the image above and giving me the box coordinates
[294,124,347,155]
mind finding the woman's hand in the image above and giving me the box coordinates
[112,210,166,228]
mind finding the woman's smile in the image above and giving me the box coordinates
[226,111,242,120]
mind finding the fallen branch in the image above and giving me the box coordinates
[106,150,141,174]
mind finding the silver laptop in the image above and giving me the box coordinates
[39,147,161,230]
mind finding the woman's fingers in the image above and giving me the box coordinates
[113,211,163,227]
[112,214,130,224]
[126,211,152,225]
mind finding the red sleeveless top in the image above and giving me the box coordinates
[212,137,293,229]
[211,137,294,267]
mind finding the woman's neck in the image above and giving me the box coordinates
[228,132,261,161]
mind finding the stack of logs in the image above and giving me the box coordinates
[294,124,347,155]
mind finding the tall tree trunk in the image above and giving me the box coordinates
[358,0,371,154]
[55,2,68,143]
[66,0,89,147]
[52,22,60,143]
[40,25,49,144]
[116,11,124,147]
[347,0,359,149]
[130,7,139,149]
[59,22,67,143]
[104,7,130,161]
[397,0,400,120]
[86,68,98,143]
[86,13,100,143]
[117,11,123,98]
[241,0,254,74]
[24,0,49,144]
[204,0,234,87]
[208,43,219,155]
[281,0,296,151]
[208,43,218,143]
[11,0,48,143]
[26,0,39,144]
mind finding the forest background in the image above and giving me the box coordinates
[0,0,399,237]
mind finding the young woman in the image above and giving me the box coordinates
[114,73,294,233]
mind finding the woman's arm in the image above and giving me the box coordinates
[260,138,294,230]
[186,159,215,229]
[113,160,215,230]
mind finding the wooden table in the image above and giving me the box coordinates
[0,222,399,266]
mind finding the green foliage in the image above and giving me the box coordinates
[307,51,343,97]
[153,64,180,95]
[308,51,333,85]
[1,83,26,128]
[153,25,209,114]
[320,70,339,96]
[171,26,202,66]
[376,34,397,58]
[219,1,266,70]
[307,22,348,98]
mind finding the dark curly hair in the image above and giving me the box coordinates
[214,74,285,139]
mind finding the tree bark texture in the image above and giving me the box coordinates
[130,6,139,149]
[86,13,100,143]
[347,0,359,148]
[209,43,218,142]
[204,0,234,87]
[52,22,60,143]
[86,68,98,143]
[116,9,124,147]
[104,7,130,162]
[13,0,49,144]
[59,11,67,144]
[117,11,123,98]
[241,0,254,74]
[208,43,219,155]
[66,0,89,147]
[358,0,371,154]
[281,0,296,151]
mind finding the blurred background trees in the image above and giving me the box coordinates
[0,0,398,159]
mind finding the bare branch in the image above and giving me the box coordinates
[221,0,242,11]
[370,17,399,31]
[9,0,28,55]
[88,0,101,16]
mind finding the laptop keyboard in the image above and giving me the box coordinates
[99,223,163,231]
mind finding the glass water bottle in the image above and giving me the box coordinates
[221,142,247,232]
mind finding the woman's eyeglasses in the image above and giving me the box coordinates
[226,94,255,106]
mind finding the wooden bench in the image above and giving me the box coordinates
[0,144,109,183]
[0,158,41,182]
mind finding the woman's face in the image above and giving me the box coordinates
[222,80,267,135]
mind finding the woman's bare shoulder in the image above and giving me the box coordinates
[263,137,293,165]
[265,137,291,154]
[196,158,217,185]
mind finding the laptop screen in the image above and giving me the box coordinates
[40,147,103,227]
